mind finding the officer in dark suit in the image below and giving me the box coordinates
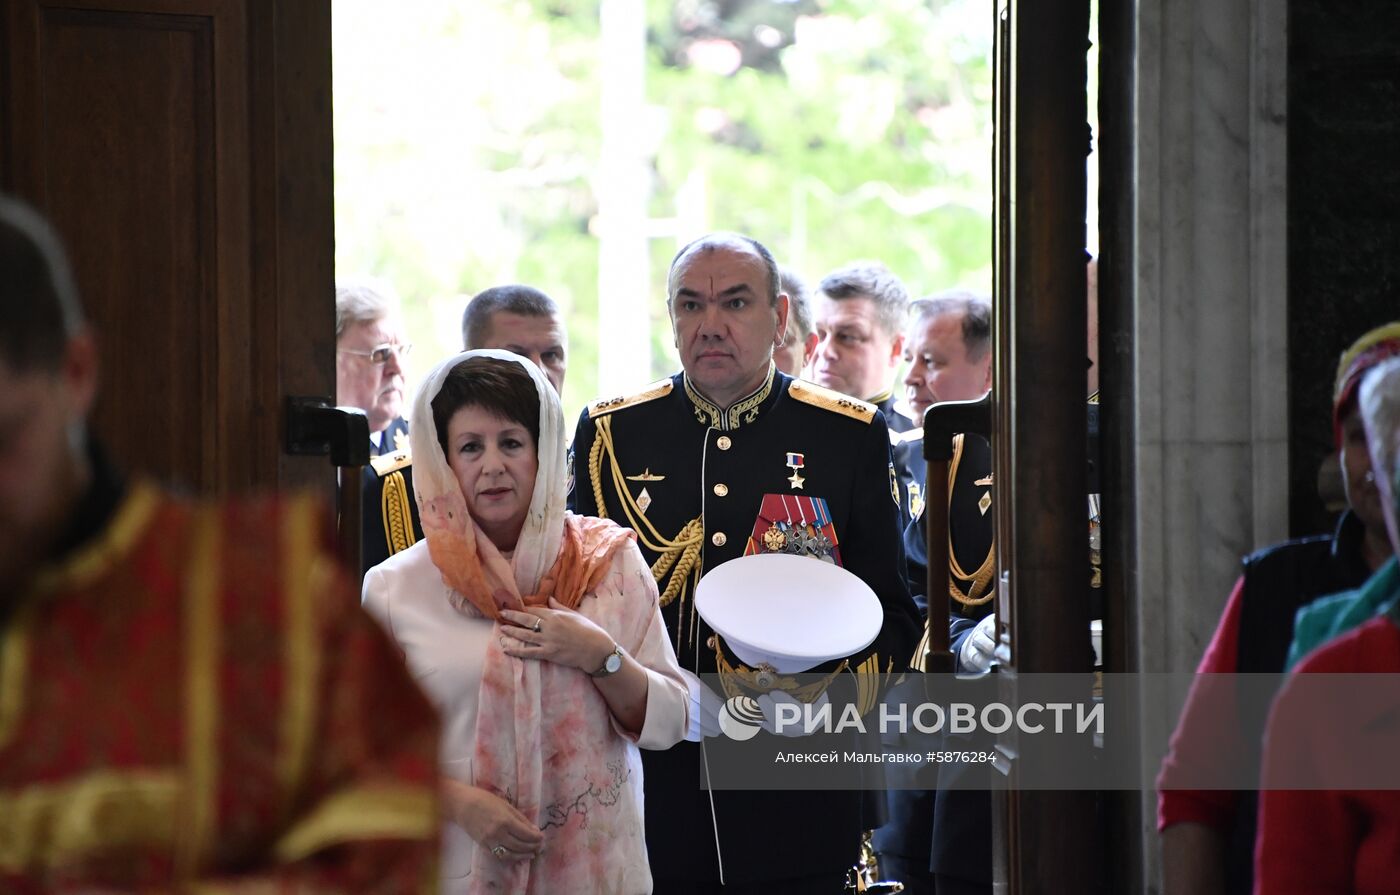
[873,293,995,895]
[571,233,921,894]
[360,415,422,572]
[336,279,425,574]
[808,262,919,520]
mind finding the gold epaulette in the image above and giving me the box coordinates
[370,450,412,477]
[787,380,876,424]
[588,378,673,418]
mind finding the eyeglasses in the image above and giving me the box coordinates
[338,342,413,365]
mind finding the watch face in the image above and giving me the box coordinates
[605,650,622,674]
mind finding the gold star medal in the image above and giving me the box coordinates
[785,451,805,490]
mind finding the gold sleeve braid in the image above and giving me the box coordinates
[588,415,703,608]
[381,470,418,556]
[911,626,933,673]
[850,654,892,715]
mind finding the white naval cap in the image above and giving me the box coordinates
[695,552,882,673]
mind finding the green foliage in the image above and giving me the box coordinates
[335,0,992,422]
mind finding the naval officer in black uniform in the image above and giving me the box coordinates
[808,261,920,522]
[571,233,921,893]
[336,279,424,573]
[874,293,996,895]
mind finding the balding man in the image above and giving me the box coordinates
[571,232,919,893]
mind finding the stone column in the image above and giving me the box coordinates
[1130,0,1288,888]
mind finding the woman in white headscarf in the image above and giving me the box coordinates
[363,350,688,894]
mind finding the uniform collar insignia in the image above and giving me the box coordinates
[683,363,777,431]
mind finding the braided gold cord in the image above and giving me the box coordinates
[588,430,610,522]
[588,415,704,607]
[381,470,417,556]
[946,434,997,607]
[657,523,704,607]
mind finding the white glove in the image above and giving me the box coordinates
[680,669,724,741]
[757,689,830,738]
[958,614,999,674]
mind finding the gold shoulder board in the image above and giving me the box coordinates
[787,380,876,424]
[370,450,413,477]
[588,378,673,418]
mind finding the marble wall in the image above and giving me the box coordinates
[1134,0,1288,675]
[1131,0,1288,888]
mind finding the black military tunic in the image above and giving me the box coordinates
[902,432,996,634]
[874,430,996,893]
[572,365,920,887]
[873,390,919,531]
[360,416,424,575]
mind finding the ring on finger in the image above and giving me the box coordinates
[533,617,542,633]
[491,845,508,859]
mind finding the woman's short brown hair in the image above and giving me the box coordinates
[431,356,541,456]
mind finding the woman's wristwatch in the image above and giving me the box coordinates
[591,643,624,677]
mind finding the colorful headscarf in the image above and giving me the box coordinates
[408,349,642,894]
[409,349,631,616]
[1333,323,1400,448]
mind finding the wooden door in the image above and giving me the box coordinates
[0,0,334,496]
[990,0,1103,891]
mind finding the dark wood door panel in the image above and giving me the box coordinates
[37,7,227,491]
[1,0,333,497]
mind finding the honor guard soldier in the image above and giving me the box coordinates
[336,279,425,572]
[809,262,920,523]
[571,233,921,893]
[874,293,996,895]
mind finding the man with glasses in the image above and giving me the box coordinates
[336,278,424,572]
